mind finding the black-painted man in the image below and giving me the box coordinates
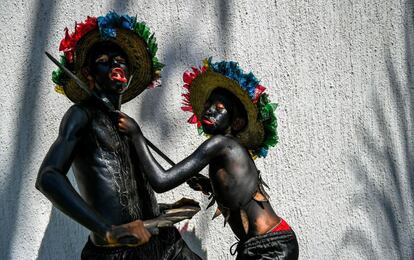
[36,12,201,260]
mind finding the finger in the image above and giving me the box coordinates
[118,235,139,245]
[112,229,130,239]
[133,230,148,246]
[143,227,151,238]
[141,228,151,243]
[111,227,130,239]
[186,179,195,185]
[187,177,199,184]
[188,184,202,191]
[190,185,202,191]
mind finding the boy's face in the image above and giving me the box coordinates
[90,45,130,94]
[201,93,232,135]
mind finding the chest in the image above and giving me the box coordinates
[208,160,259,209]
[89,112,129,152]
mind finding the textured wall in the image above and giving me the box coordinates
[1,0,414,259]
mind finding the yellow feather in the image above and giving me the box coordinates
[54,85,66,95]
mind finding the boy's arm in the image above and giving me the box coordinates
[119,112,224,193]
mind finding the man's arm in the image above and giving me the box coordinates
[119,112,225,193]
[36,105,111,239]
[37,106,151,246]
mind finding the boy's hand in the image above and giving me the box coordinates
[105,220,151,247]
[117,111,142,136]
[187,175,212,195]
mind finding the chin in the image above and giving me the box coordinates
[202,125,225,135]
[202,125,215,135]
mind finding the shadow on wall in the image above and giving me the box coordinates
[341,1,414,259]
[215,0,232,57]
[135,2,232,258]
[137,0,233,159]
[178,221,207,259]
[36,172,88,259]
[36,208,88,260]
[135,6,208,259]
[0,0,56,259]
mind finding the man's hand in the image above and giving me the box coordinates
[186,175,212,195]
[105,220,151,247]
[117,111,141,136]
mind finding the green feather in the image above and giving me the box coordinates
[256,94,279,154]
[51,55,68,85]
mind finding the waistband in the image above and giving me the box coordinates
[230,219,296,255]
[270,218,292,233]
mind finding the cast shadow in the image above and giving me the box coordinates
[0,0,56,259]
[36,207,88,260]
[178,222,208,260]
[134,2,233,259]
[215,0,232,57]
[137,0,232,138]
[339,1,414,258]
[36,171,88,259]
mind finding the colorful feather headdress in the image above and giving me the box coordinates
[181,58,278,158]
[52,11,163,104]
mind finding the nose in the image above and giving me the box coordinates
[205,106,216,116]
[112,59,121,67]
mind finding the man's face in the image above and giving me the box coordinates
[91,46,130,94]
[201,92,232,135]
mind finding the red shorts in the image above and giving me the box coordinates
[270,218,292,233]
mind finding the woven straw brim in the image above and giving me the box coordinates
[190,71,264,149]
[63,28,153,104]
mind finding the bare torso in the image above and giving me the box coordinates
[208,136,280,239]
[73,103,160,244]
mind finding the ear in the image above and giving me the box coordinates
[232,117,246,132]
[81,67,95,90]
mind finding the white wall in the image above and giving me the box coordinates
[1,0,413,259]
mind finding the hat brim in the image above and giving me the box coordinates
[63,28,153,104]
[189,71,264,149]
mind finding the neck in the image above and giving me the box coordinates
[222,127,233,136]
[94,86,122,110]
[104,92,122,110]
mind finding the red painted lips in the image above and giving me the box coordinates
[111,68,127,83]
[202,118,215,126]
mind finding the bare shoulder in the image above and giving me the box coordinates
[200,134,232,147]
[58,104,90,139]
[198,135,244,155]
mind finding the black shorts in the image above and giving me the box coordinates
[235,230,299,260]
[81,227,201,260]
